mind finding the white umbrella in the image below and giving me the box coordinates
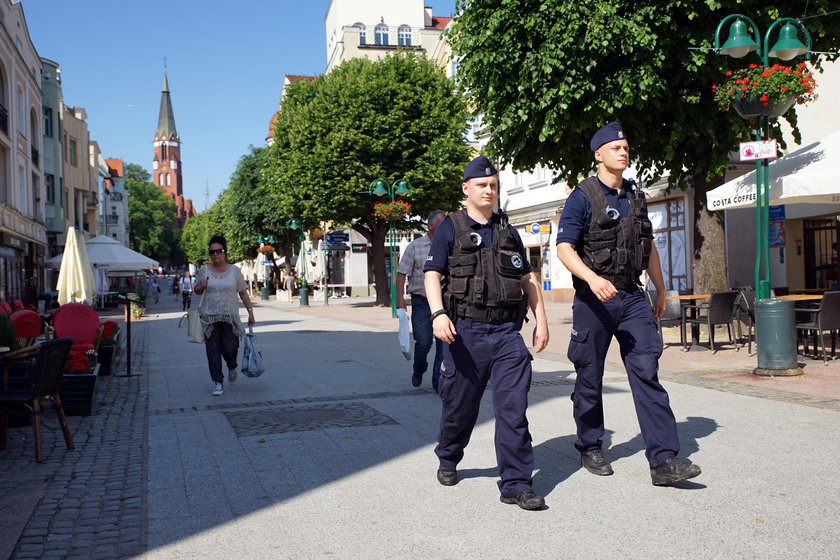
[46,235,159,272]
[56,227,95,305]
[707,128,840,211]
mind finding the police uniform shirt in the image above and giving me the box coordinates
[424,212,532,276]
[555,178,634,247]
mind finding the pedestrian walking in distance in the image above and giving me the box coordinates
[556,121,701,486]
[396,210,446,392]
[424,156,550,510]
[193,235,256,396]
[180,271,194,311]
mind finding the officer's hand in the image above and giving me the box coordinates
[653,292,666,318]
[589,276,617,302]
[532,323,549,353]
[396,295,407,309]
[433,314,457,344]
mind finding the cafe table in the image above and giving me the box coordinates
[664,294,711,351]
[778,294,823,302]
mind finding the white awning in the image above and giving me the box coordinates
[706,129,840,211]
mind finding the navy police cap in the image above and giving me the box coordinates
[463,155,498,181]
[590,122,627,152]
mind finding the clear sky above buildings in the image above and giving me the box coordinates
[22,0,456,211]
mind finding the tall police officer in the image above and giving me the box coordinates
[556,122,701,486]
[424,156,550,510]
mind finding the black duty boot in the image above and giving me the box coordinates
[650,456,702,486]
[437,466,458,486]
[500,490,545,511]
[581,449,614,476]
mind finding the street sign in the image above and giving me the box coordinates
[325,232,350,242]
[739,139,778,161]
[260,261,272,266]
[529,223,540,234]
[321,244,349,251]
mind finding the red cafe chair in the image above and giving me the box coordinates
[52,303,102,359]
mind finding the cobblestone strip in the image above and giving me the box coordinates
[11,321,149,560]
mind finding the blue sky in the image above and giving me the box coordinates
[22,0,456,211]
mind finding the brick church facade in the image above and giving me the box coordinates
[152,72,194,227]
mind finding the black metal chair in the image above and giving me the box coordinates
[680,290,741,353]
[735,288,755,356]
[655,290,684,349]
[795,291,840,365]
[0,338,75,463]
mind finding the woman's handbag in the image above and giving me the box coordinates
[241,326,266,377]
[181,267,207,343]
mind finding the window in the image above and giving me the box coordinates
[355,23,366,45]
[68,138,77,166]
[159,173,164,186]
[166,174,170,186]
[16,85,24,133]
[375,24,389,46]
[43,107,53,137]
[46,173,55,204]
[152,160,158,170]
[398,26,411,46]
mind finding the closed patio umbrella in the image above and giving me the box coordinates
[56,227,95,305]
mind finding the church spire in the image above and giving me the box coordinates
[156,71,178,140]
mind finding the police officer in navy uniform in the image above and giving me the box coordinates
[556,122,701,486]
[423,156,550,510]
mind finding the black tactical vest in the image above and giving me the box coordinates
[444,210,527,323]
[572,177,653,293]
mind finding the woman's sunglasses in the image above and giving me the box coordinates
[209,249,226,255]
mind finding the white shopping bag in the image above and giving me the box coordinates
[397,308,411,360]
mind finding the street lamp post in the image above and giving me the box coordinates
[287,219,309,307]
[255,235,277,300]
[368,178,414,318]
[714,14,812,300]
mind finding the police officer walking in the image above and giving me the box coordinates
[396,210,447,391]
[556,122,701,486]
[424,156,550,510]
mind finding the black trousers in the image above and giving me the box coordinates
[204,322,239,384]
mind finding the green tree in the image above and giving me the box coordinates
[125,163,182,264]
[264,51,471,306]
[180,204,224,265]
[448,0,840,292]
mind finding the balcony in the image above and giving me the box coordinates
[86,191,98,208]
[106,213,119,225]
[0,105,7,135]
[109,191,124,201]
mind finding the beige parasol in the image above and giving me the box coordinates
[56,227,96,305]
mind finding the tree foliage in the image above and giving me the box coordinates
[124,163,182,264]
[264,51,472,305]
[180,202,224,265]
[449,0,840,291]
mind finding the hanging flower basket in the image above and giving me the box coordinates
[257,244,275,254]
[373,200,412,221]
[713,62,817,120]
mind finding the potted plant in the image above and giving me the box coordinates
[373,200,412,221]
[713,62,817,119]
[59,352,99,415]
[96,320,121,376]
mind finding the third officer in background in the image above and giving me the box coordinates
[424,156,550,510]
[556,122,701,486]
[396,210,447,392]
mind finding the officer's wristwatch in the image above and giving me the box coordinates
[431,309,448,320]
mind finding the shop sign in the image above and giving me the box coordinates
[2,233,26,251]
[351,243,367,253]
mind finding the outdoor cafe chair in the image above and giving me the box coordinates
[10,309,43,348]
[656,290,684,349]
[0,338,75,463]
[795,291,840,365]
[680,290,741,353]
[735,288,755,356]
[52,303,102,360]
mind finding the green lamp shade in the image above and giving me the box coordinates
[370,179,388,196]
[256,235,266,244]
[266,235,278,244]
[287,218,301,230]
[769,23,809,61]
[394,179,412,196]
[720,18,759,58]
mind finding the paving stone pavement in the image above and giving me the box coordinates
[2,293,840,559]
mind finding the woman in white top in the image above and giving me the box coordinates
[193,235,256,396]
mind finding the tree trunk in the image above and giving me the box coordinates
[692,175,729,294]
[353,220,389,307]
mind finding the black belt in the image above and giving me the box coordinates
[409,293,426,299]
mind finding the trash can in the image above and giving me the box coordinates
[754,298,801,375]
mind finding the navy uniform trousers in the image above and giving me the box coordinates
[568,287,680,467]
[435,318,534,498]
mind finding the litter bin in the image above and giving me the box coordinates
[754,298,802,376]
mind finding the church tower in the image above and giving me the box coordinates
[152,71,193,226]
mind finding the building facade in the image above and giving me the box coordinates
[103,158,128,245]
[152,71,194,227]
[0,0,46,303]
